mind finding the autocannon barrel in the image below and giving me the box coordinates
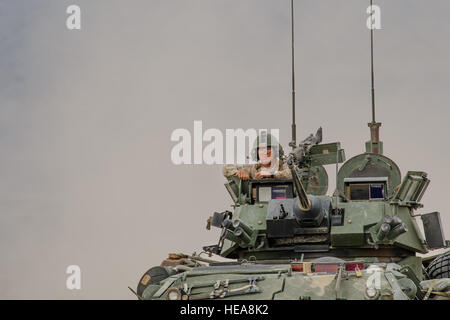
[287,161,330,227]
[289,165,312,211]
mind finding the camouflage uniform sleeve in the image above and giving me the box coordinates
[222,164,238,179]
[249,165,259,180]
[273,162,292,180]
[222,164,254,179]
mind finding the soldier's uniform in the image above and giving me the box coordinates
[222,132,292,180]
[223,161,292,180]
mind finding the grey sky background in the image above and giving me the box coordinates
[0,0,449,299]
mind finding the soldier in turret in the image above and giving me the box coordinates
[222,132,292,180]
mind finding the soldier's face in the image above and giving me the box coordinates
[258,147,273,164]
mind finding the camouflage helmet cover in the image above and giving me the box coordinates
[251,131,284,162]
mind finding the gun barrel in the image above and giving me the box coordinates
[289,165,311,211]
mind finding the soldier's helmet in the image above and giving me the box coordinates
[250,132,284,162]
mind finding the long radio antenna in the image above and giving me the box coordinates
[370,0,376,123]
[290,0,297,149]
[368,0,382,154]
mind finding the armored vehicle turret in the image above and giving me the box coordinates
[134,128,449,300]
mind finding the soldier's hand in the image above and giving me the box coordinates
[255,171,273,179]
[236,171,250,181]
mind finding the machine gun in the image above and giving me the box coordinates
[289,128,345,196]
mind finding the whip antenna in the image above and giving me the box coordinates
[370,0,376,123]
[290,0,297,149]
[367,0,382,154]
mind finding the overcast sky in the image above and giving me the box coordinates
[1,0,449,299]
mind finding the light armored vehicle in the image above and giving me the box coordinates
[134,126,450,300]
